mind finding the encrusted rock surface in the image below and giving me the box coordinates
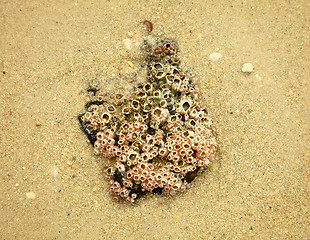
[79,36,216,202]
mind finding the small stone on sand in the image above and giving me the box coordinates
[209,52,222,61]
[242,63,254,73]
[126,32,133,38]
[26,192,36,199]
[123,39,132,51]
[126,61,134,68]
[51,166,59,177]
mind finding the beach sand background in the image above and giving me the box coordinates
[1,1,309,239]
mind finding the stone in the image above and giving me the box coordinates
[209,52,222,61]
[123,38,132,51]
[242,63,254,73]
[26,192,36,199]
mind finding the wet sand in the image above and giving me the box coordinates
[1,1,309,239]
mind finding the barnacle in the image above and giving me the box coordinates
[79,35,217,203]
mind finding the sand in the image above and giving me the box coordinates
[1,1,309,239]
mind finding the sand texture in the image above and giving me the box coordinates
[1,1,309,239]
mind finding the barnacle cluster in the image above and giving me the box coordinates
[79,37,216,203]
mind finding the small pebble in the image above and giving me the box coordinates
[209,158,221,172]
[126,61,134,68]
[51,166,59,177]
[126,31,133,38]
[36,122,42,126]
[26,192,36,199]
[242,63,254,73]
[209,52,222,61]
[123,39,132,51]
